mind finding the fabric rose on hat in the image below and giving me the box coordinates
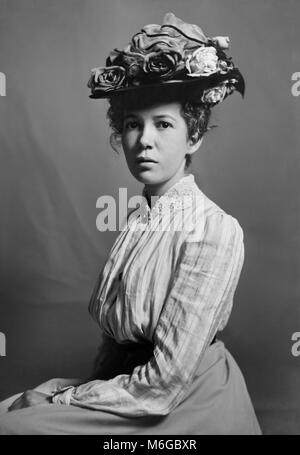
[87,66,126,92]
[108,47,145,79]
[132,24,187,56]
[143,50,183,79]
[130,12,209,58]
[201,84,227,105]
[129,25,186,80]
[161,12,208,49]
[186,46,219,77]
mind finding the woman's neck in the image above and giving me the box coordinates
[144,171,190,207]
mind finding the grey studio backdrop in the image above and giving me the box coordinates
[0,0,299,435]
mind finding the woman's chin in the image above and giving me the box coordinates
[130,168,161,184]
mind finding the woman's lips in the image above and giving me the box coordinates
[136,161,157,168]
[135,158,157,166]
[136,157,157,163]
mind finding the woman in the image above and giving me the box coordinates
[0,12,262,434]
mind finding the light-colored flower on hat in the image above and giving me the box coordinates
[201,84,227,105]
[185,46,219,77]
[217,58,234,74]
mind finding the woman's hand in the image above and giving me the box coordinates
[33,377,84,394]
[8,390,52,412]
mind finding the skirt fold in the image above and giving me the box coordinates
[0,341,262,435]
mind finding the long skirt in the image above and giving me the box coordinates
[0,340,262,435]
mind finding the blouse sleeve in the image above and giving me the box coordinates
[52,212,244,417]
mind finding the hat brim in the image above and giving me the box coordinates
[89,68,245,100]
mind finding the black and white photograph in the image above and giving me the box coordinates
[0,0,299,437]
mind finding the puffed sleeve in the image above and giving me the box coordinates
[52,212,244,417]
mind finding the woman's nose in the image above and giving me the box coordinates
[139,124,154,148]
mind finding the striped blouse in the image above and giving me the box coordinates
[52,173,245,417]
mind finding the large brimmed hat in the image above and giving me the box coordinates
[87,12,245,106]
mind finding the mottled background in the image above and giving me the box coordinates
[0,0,299,434]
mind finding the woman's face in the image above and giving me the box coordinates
[121,101,201,196]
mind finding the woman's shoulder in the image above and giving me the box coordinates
[188,183,244,244]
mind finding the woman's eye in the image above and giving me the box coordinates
[124,121,139,130]
[157,121,172,129]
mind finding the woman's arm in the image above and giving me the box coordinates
[52,212,244,417]
[89,332,154,381]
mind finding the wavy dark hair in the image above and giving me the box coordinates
[106,84,214,168]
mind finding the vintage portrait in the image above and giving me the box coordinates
[0,0,299,436]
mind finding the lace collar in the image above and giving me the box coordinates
[141,173,196,217]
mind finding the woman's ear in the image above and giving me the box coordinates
[187,135,203,155]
